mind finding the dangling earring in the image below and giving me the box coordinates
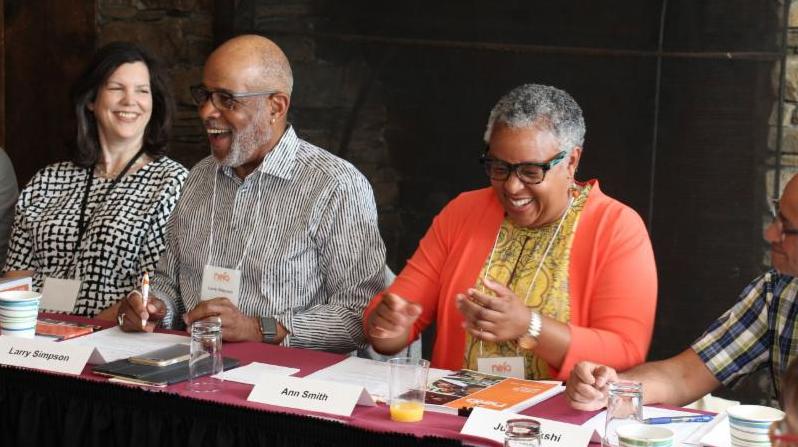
[569,180,579,198]
[270,117,276,124]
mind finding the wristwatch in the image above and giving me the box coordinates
[259,316,278,344]
[517,310,542,350]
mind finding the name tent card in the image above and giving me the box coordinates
[247,374,375,417]
[41,277,81,312]
[0,336,94,375]
[461,407,592,447]
[200,265,241,306]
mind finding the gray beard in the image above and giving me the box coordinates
[218,108,271,168]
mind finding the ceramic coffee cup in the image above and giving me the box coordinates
[0,291,42,338]
[727,405,785,447]
[617,424,674,447]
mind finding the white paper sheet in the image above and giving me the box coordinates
[304,356,451,402]
[692,413,730,447]
[212,362,299,384]
[582,405,714,444]
[61,326,189,364]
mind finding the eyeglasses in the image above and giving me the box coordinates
[769,199,798,242]
[769,420,798,446]
[189,85,277,111]
[479,150,567,185]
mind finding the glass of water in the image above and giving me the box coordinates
[603,381,643,447]
[187,317,224,392]
[504,418,541,447]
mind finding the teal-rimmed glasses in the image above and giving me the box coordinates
[479,150,567,185]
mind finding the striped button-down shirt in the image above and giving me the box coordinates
[152,126,386,352]
[692,270,798,397]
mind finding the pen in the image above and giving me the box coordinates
[141,272,149,328]
[643,415,714,424]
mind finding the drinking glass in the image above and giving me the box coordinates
[388,357,430,422]
[504,418,541,447]
[187,317,223,392]
[603,381,643,447]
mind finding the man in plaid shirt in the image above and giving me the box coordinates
[566,174,798,409]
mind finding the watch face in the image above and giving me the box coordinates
[518,334,538,351]
[260,317,277,341]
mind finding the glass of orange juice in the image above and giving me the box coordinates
[388,357,430,422]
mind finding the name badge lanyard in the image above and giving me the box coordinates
[478,196,573,357]
[71,147,146,280]
[205,164,265,270]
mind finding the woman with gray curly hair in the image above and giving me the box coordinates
[365,84,657,380]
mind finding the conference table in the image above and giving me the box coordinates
[0,313,604,447]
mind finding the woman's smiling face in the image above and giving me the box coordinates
[487,122,581,228]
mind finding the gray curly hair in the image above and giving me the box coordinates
[483,84,585,155]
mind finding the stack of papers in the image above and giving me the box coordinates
[61,326,189,364]
[685,412,730,447]
[213,362,299,384]
[304,356,451,402]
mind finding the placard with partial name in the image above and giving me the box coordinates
[247,373,374,417]
[461,407,592,447]
[0,336,94,375]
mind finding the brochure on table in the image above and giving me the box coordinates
[582,405,716,444]
[425,369,564,414]
[461,407,593,446]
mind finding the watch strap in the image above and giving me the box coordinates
[259,316,277,343]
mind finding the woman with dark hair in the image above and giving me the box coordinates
[2,42,187,320]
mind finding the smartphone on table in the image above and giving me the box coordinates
[128,344,191,367]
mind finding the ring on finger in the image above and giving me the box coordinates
[117,312,126,327]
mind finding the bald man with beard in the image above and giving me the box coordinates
[116,35,386,353]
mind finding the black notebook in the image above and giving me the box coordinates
[93,356,240,386]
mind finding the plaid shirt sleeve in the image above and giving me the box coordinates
[691,272,774,388]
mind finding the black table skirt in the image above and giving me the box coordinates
[0,367,463,447]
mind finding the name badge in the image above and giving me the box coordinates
[461,407,592,446]
[41,277,81,312]
[200,265,241,306]
[248,374,375,417]
[477,356,525,379]
[0,336,94,375]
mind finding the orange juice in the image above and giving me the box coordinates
[390,401,424,422]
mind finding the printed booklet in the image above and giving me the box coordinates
[424,369,564,414]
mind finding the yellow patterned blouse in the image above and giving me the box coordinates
[463,184,591,379]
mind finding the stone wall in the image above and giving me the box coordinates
[94,0,405,264]
[773,1,798,210]
[97,0,214,167]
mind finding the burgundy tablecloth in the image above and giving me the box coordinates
[24,313,625,446]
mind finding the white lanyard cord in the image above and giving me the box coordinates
[522,196,573,303]
[206,165,265,270]
[206,166,220,266]
[478,196,573,356]
[235,170,264,270]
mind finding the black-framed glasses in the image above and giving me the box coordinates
[479,150,567,185]
[769,199,798,242]
[189,85,277,111]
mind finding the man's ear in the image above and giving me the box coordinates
[269,93,290,122]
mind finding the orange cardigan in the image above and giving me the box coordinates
[365,180,657,379]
